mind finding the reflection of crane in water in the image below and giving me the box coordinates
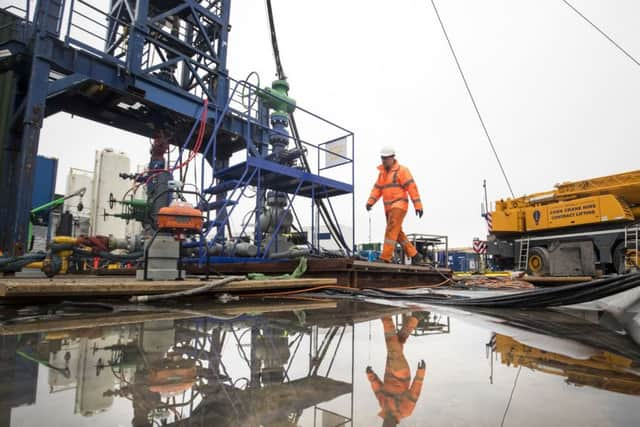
[488,333,640,396]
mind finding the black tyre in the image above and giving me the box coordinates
[527,246,550,276]
[613,243,628,274]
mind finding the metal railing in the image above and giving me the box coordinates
[1,1,33,41]
[184,71,355,259]
[2,1,30,21]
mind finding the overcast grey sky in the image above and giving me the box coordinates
[37,0,640,247]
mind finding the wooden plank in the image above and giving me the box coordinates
[0,277,337,297]
[186,258,451,275]
[186,258,351,274]
[523,275,593,285]
[0,300,337,335]
[352,271,451,288]
[215,300,337,315]
[1,312,194,335]
[350,260,452,274]
[183,258,453,288]
[93,268,136,276]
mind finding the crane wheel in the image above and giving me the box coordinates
[527,247,550,276]
[613,243,629,274]
[529,255,543,272]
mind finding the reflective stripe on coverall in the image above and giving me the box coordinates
[367,161,423,261]
[366,316,426,424]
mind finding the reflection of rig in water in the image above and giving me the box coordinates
[0,301,407,426]
[489,333,640,396]
[413,312,451,336]
[394,311,451,336]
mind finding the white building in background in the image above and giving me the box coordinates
[90,148,131,238]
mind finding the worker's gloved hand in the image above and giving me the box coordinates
[418,360,426,370]
[366,203,373,211]
[416,209,423,218]
[366,366,373,374]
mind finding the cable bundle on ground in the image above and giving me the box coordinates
[310,273,640,308]
[454,276,535,290]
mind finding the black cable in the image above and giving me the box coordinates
[264,0,351,254]
[265,0,286,80]
[501,367,522,427]
[264,0,347,251]
[429,0,515,198]
[289,114,352,253]
[560,0,640,69]
[311,273,640,308]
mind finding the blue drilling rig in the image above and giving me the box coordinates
[0,0,354,267]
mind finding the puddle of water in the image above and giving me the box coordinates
[0,299,639,427]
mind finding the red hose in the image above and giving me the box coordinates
[143,98,209,186]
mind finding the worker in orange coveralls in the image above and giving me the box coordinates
[366,147,423,264]
[366,316,426,427]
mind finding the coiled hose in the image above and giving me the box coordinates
[0,253,46,273]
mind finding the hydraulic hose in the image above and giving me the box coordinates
[0,253,46,272]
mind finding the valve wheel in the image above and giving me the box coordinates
[241,71,261,110]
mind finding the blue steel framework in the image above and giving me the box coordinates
[0,0,354,260]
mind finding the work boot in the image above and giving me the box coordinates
[411,254,424,265]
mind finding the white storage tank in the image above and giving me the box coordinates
[90,148,131,238]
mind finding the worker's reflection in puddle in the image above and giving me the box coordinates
[366,316,425,427]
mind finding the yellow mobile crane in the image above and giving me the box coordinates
[490,334,640,396]
[486,170,640,276]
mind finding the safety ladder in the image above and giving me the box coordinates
[517,237,530,271]
[625,224,639,270]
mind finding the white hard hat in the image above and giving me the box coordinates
[380,146,395,157]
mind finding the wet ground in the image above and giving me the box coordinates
[0,298,639,427]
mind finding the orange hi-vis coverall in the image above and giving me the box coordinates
[368,161,423,262]
[366,316,426,424]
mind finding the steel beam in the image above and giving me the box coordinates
[0,0,64,255]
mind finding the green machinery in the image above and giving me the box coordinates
[28,187,85,247]
[104,193,149,225]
